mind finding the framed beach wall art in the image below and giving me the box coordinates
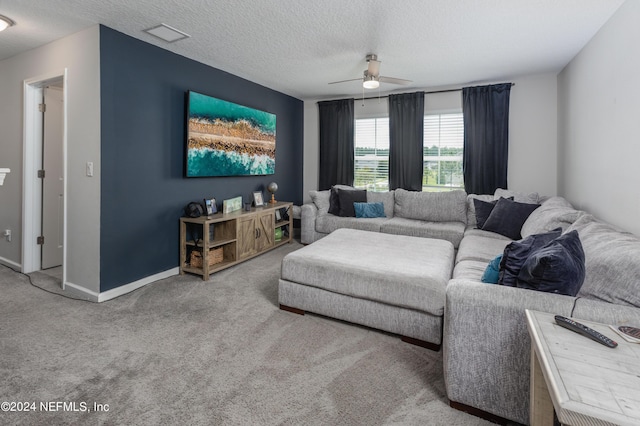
[185,91,276,177]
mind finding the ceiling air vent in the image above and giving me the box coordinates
[144,24,190,43]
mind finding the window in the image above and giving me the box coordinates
[354,118,389,192]
[423,113,464,191]
[354,113,464,192]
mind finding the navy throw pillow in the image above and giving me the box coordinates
[482,197,540,240]
[328,187,341,216]
[516,230,586,296]
[474,197,513,229]
[336,188,367,217]
[499,228,562,287]
[354,202,386,218]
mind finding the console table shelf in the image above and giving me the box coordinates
[180,201,292,280]
[185,236,236,249]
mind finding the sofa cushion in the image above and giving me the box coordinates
[499,228,562,287]
[516,230,585,296]
[466,194,494,228]
[309,190,330,215]
[316,215,386,235]
[456,234,511,264]
[463,228,513,241]
[572,298,640,326]
[453,260,491,280]
[367,190,395,218]
[482,197,540,240]
[354,202,386,218]
[494,188,539,204]
[381,217,466,248]
[566,214,640,308]
[520,196,582,238]
[336,188,367,217]
[394,189,467,224]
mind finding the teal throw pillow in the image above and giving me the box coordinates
[481,254,502,283]
[354,202,386,218]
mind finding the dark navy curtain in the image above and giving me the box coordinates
[318,99,355,190]
[462,83,512,195]
[389,92,425,191]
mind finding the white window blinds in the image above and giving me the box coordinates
[423,113,464,191]
[354,118,389,192]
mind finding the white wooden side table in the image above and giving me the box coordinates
[526,309,640,426]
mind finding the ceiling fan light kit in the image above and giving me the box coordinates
[363,73,379,89]
[0,15,16,31]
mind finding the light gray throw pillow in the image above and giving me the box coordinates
[521,197,583,238]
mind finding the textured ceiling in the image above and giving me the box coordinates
[0,0,625,100]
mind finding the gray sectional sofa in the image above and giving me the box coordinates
[298,187,640,425]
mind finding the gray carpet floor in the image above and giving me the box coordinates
[1,241,492,425]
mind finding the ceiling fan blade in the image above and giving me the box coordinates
[367,60,381,77]
[379,76,412,85]
[328,77,362,85]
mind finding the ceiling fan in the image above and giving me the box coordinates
[329,54,412,89]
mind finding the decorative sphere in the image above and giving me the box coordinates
[267,182,278,194]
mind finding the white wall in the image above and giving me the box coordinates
[0,26,101,293]
[302,72,558,201]
[558,0,640,235]
[508,73,558,195]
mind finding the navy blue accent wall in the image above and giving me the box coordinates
[99,26,303,292]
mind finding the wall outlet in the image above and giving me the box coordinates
[86,161,94,177]
[3,229,11,242]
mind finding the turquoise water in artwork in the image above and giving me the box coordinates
[188,91,276,135]
[187,148,275,177]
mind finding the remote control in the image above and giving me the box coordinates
[554,315,618,348]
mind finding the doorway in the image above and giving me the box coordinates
[22,70,67,288]
[41,85,64,269]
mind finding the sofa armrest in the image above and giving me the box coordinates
[301,203,319,244]
[443,279,577,424]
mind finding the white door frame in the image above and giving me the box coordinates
[22,69,68,288]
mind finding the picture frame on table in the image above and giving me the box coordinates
[204,198,217,215]
[253,191,264,207]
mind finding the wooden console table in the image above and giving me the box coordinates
[179,201,292,280]
[526,309,640,426]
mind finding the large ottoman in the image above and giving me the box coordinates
[279,228,454,349]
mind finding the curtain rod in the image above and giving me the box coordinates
[326,82,515,102]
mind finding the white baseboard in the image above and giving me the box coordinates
[64,281,100,302]
[0,256,22,271]
[97,267,180,302]
[3,263,180,303]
